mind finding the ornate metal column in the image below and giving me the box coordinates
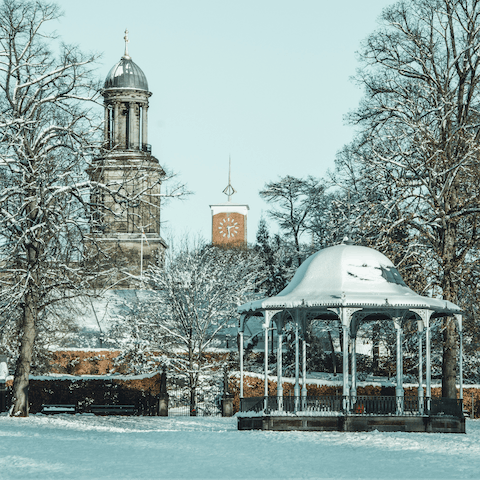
[342,324,349,411]
[264,317,269,404]
[418,319,424,414]
[456,314,464,400]
[350,334,357,406]
[302,336,307,410]
[274,311,284,412]
[394,318,404,414]
[262,310,279,411]
[425,319,431,410]
[239,330,244,399]
[349,314,365,408]
[277,327,283,411]
[294,320,300,411]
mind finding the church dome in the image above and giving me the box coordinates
[104,56,149,91]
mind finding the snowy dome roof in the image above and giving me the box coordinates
[239,244,462,314]
[104,56,149,91]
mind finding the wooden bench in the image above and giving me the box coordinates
[88,404,137,415]
[41,404,77,414]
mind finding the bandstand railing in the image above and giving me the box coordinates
[240,395,463,418]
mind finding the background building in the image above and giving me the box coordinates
[88,33,167,284]
[210,160,249,247]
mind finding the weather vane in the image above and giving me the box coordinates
[222,156,237,202]
[123,28,130,59]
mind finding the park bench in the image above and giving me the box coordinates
[88,404,137,415]
[41,404,77,414]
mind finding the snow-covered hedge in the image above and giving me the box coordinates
[4,374,161,414]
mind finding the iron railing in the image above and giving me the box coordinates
[240,395,464,418]
[353,395,398,415]
[167,385,223,417]
[240,396,343,414]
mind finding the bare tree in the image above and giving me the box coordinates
[344,0,480,397]
[259,175,325,267]
[113,241,260,415]
[0,0,103,415]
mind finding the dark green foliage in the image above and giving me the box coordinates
[254,218,290,296]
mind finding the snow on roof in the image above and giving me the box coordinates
[239,244,462,315]
[72,289,155,333]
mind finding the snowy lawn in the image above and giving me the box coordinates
[0,415,479,480]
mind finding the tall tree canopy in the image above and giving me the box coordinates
[342,0,480,396]
[259,175,325,267]
[0,0,101,415]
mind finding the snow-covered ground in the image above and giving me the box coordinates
[0,415,479,480]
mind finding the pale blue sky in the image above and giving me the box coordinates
[55,0,388,244]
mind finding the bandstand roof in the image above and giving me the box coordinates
[238,244,462,317]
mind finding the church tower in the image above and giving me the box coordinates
[210,159,249,247]
[88,31,167,282]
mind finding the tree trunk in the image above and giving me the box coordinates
[294,233,302,267]
[441,226,458,399]
[188,334,197,416]
[12,214,40,417]
[189,380,197,416]
[11,290,37,416]
[442,316,457,399]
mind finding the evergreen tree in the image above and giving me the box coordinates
[254,218,289,296]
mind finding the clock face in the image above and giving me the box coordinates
[218,217,239,238]
[211,211,246,245]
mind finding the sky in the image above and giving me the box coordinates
[55,0,389,244]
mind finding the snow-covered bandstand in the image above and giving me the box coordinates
[237,240,465,433]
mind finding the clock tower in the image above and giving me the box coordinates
[210,160,249,247]
[88,31,167,284]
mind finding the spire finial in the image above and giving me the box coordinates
[222,156,237,202]
[123,28,131,59]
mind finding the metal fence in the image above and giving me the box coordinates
[240,395,464,418]
[240,396,343,414]
[166,379,224,417]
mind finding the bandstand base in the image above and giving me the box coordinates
[237,414,465,433]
